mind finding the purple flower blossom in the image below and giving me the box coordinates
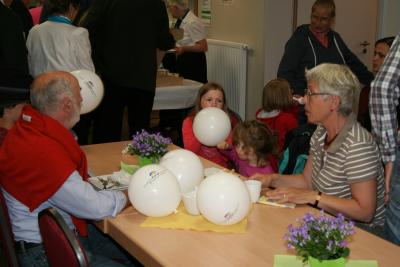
[284,211,354,262]
[126,129,172,158]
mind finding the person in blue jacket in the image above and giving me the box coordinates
[277,0,373,97]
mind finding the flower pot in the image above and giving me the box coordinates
[308,256,345,267]
[138,156,158,167]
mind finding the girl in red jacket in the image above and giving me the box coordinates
[182,82,239,168]
[256,78,298,154]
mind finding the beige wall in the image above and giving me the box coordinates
[204,0,266,120]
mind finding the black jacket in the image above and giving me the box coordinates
[278,24,373,95]
[0,3,29,75]
[80,0,175,92]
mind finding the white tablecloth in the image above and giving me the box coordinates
[153,79,202,110]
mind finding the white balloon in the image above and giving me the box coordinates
[71,69,104,114]
[128,164,181,217]
[193,107,231,146]
[197,172,251,225]
[160,149,204,193]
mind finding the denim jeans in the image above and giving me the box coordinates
[17,224,138,266]
[18,244,49,267]
[384,149,400,245]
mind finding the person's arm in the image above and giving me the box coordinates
[182,116,201,153]
[249,155,313,189]
[277,32,308,94]
[267,178,378,222]
[334,32,374,86]
[155,0,175,51]
[48,171,127,220]
[175,39,207,55]
[370,35,400,198]
[217,142,235,161]
[318,179,377,222]
[72,28,95,72]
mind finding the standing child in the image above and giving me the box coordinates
[218,120,277,177]
[182,82,239,168]
[256,78,298,153]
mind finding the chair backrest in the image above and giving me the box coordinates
[279,124,317,175]
[38,208,89,267]
[0,187,19,267]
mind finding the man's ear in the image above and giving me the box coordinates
[61,97,73,114]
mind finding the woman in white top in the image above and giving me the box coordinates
[26,0,94,78]
[27,0,95,145]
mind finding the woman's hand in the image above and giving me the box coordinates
[265,187,318,205]
[175,46,184,56]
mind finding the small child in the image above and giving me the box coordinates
[256,78,298,153]
[218,120,277,177]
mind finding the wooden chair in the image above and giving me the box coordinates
[38,207,89,267]
[0,187,19,267]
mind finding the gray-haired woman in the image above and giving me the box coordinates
[251,63,385,236]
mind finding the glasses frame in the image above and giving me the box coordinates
[304,89,332,97]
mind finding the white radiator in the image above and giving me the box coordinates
[206,39,249,120]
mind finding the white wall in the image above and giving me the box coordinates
[378,0,400,38]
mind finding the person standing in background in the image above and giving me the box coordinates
[27,0,95,145]
[9,0,33,38]
[0,0,29,75]
[165,0,208,83]
[370,34,400,245]
[80,0,175,143]
[277,0,372,123]
[357,37,394,131]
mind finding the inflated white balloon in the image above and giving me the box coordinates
[71,69,104,114]
[197,172,251,225]
[128,164,181,217]
[160,149,204,193]
[193,107,231,146]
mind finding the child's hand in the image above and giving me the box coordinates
[217,141,229,150]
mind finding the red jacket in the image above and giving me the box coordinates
[182,112,238,168]
[256,108,298,153]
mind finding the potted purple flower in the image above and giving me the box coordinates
[284,211,355,267]
[124,130,172,166]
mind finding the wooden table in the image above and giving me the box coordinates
[82,142,400,267]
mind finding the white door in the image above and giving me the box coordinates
[296,0,378,69]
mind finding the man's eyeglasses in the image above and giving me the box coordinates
[304,89,332,97]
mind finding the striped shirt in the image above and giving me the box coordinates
[370,35,400,163]
[310,113,385,227]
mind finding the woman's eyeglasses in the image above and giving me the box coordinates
[304,89,332,97]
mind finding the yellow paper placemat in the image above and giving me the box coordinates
[274,255,378,267]
[141,203,247,233]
